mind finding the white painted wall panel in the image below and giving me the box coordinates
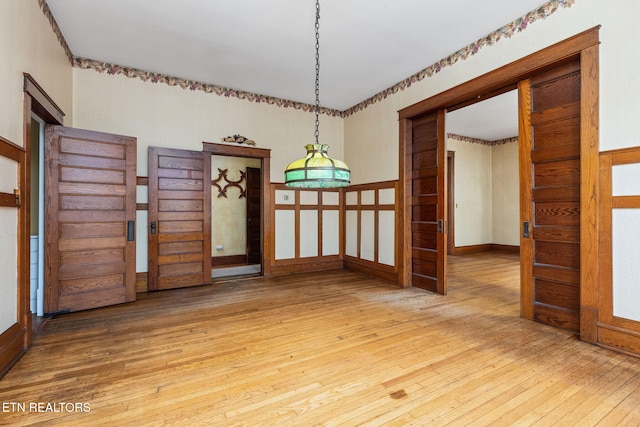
[360,211,375,261]
[613,164,640,196]
[299,210,318,257]
[275,210,295,260]
[346,211,358,257]
[612,209,640,322]
[275,190,295,205]
[0,209,18,331]
[346,191,358,206]
[322,210,339,256]
[378,211,395,266]
[323,192,340,206]
[299,191,318,205]
[361,190,375,205]
[378,188,395,205]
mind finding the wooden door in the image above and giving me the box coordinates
[246,166,261,265]
[148,147,211,290]
[519,59,581,332]
[411,111,447,294]
[44,126,136,314]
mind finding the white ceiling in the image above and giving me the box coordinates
[46,0,545,139]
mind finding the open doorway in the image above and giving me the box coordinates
[210,155,262,279]
[445,90,519,256]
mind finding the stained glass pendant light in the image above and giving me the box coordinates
[284,0,350,188]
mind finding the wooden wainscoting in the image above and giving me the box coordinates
[344,181,400,284]
[0,135,29,378]
[271,184,343,275]
[598,147,640,356]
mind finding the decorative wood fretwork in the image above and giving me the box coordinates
[212,168,246,198]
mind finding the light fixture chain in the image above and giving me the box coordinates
[314,0,320,144]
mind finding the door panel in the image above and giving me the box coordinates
[410,111,446,294]
[44,125,136,313]
[246,167,261,265]
[520,59,581,332]
[148,147,211,290]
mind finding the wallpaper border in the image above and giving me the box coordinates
[448,133,518,146]
[40,0,575,118]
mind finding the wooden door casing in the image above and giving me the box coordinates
[44,126,137,314]
[246,166,261,265]
[410,111,447,294]
[520,59,582,333]
[148,147,212,290]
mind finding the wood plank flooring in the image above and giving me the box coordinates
[1,252,639,426]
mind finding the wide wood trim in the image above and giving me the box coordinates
[398,26,600,119]
[518,79,534,321]
[203,141,271,159]
[0,132,28,378]
[399,118,411,287]
[579,43,600,344]
[23,73,65,125]
[436,109,447,295]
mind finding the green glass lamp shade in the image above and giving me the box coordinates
[284,144,350,188]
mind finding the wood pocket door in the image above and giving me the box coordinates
[45,126,137,313]
[148,147,211,290]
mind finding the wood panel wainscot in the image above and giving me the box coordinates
[343,181,400,285]
[598,147,640,357]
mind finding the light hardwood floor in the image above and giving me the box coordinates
[1,252,639,426]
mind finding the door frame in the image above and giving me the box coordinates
[398,27,600,342]
[202,142,272,277]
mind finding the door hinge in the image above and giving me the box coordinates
[14,189,21,207]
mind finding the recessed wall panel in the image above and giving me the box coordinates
[613,164,640,196]
[299,210,318,257]
[275,210,295,260]
[322,210,339,256]
[612,208,640,322]
[346,211,358,257]
[361,211,375,261]
[378,211,395,266]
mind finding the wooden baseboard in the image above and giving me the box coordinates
[212,254,247,268]
[0,323,27,379]
[598,324,640,357]
[451,244,492,255]
[490,244,520,253]
[136,272,148,293]
[270,258,343,276]
[344,258,399,285]
[452,244,520,255]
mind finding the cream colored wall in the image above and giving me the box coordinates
[447,138,492,247]
[344,0,637,182]
[72,69,343,180]
[0,1,72,333]
[72,68,343,272]
[491,141,519,246]
[211,155,261,257]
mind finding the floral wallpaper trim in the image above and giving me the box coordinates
[41,0,573,118]
[341,0,575,117]
[71,57,344,118]
[448,133,517,146]
[38,0,73,64]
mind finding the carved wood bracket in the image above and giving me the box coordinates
[212,168,246,198]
